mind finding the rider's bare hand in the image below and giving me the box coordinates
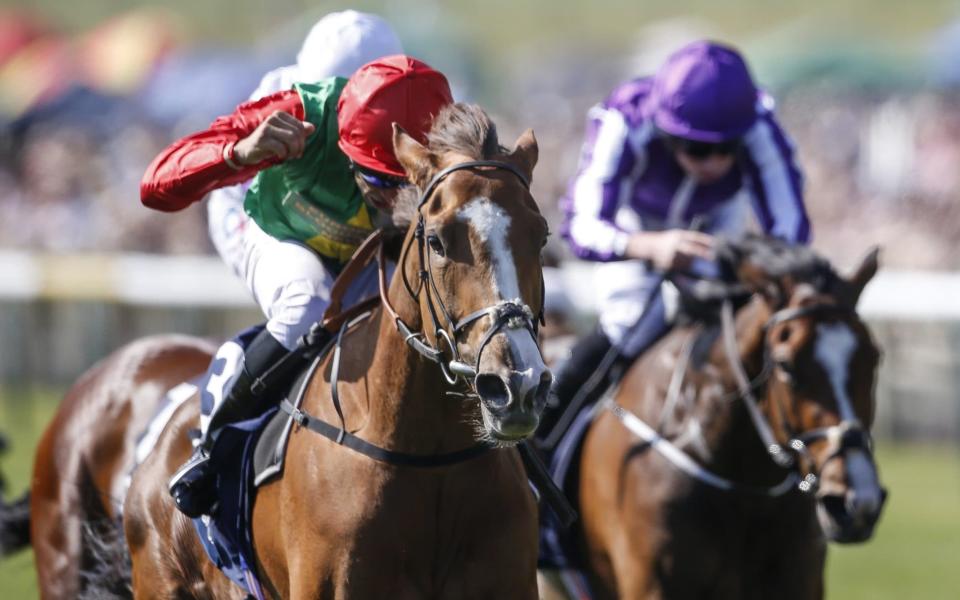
[233,111,316,166]
[625,230,715,271]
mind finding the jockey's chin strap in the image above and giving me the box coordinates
[378,160,544,387]
[719,299,873,494]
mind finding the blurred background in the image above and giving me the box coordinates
[0,0,957,597]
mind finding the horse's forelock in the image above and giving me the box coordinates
[390,104,504,230]
[427,103,502,160]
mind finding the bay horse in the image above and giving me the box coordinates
[569,238,886,599]
[30,103,552,599]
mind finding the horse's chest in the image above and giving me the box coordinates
[312,470,537,597]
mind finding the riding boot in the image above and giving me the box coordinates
[168,328,316,518]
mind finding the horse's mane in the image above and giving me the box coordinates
[391,103,503,229]
[717,234,838,291]
[678,235,839,324]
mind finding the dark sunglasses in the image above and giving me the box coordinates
[351,163,410,189]
[662,134,741,159]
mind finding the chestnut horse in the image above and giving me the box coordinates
[567,238,886,599]
[30,103,552,599]
[29,334,217,599]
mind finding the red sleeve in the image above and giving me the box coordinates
[140,89,306,212]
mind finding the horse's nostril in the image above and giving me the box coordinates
[476,374,510,410]
[528,372,552,411]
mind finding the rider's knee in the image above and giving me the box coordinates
[267,279,330,349]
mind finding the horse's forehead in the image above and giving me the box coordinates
[436,173,531,222]
[457,196,510,243]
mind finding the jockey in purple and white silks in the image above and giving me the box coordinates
[542,40,811,440]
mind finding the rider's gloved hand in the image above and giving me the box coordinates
[233,110,316,165]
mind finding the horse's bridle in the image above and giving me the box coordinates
[379,160,544,387]
[721,300,875,494]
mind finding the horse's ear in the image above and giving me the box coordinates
[393,124,436,188]
[844,246,880,306]
[508,128,538,181]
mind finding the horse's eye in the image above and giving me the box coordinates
[427,234,445,257]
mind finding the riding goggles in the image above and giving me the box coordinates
[352,162,411,189]
[661,132,742,159]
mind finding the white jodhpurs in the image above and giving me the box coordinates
[197,217,386,436]
[208,185,337,349]
[238,219,384,350]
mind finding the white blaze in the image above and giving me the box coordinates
[459,197,546,385]
[814,322,882,515]
[814,323,858,421]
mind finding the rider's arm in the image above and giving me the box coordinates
[562,105,637,262]
[741,99,811,243]
[140,89,306,212]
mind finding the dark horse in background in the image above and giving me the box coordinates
[0,432,31,557]
[546,237,887,600]
[26,103,552,599]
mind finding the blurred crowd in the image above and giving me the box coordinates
[0,120,210,253]
[1,8,959,269]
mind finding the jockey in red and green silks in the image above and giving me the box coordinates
[205,11,404,281]
[141,55,453,518]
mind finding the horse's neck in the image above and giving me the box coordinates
[728,297,769,376]
[335,264,480,455]
[690,298,782,482]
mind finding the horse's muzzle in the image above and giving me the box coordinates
[475,369,552,441]
[817,486,888,543]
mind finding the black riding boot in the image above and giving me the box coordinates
[168,329,299,518]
